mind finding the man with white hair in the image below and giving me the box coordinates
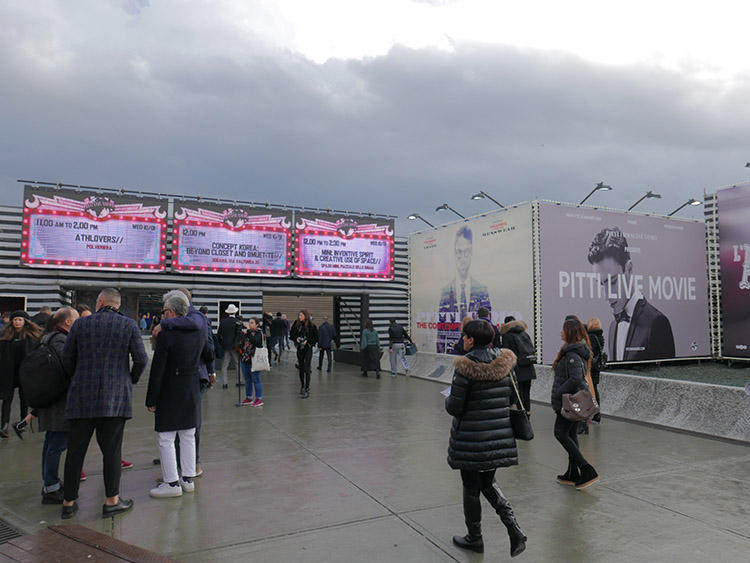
[146,290,206,498]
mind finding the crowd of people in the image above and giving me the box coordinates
[1,290,606,558]
[443,312,605,557]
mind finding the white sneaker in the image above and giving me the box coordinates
[179,478,195,493]
[149,482,182,498]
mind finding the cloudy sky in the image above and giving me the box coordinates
[1,0,749,231]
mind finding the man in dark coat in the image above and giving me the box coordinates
[30,306,52,330]
[477,307,502,349]
[270,312,286,364]
[500,317,536,415]
[588,227,675,361]
[218,304,242,389]
[60,288,147,520]
[316,315,337,372]
[147,291,205,498]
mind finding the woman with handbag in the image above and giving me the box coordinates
[239,318,264,407]
[551,318,599,490]
[445,320,526,557]
[359,320,381,379]
[290,310,318,398]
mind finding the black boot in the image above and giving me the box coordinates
[556,460,580,486]
[453,487,483,553]
[482,482,527,558]
[575,464,599,490]
[0,423,8,439]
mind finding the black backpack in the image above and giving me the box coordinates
[515,332,537,366]
[19,333,69,409]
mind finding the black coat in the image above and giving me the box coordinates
[550,341,590,412]
[500,320,537,382]
[0,335,36,401]
[445,346,518,471]
[607,298,675,361]
[290,321,318,350]
[587,328,605,375]
[218,316,242,352]
[318,322,337,349]
[37,330,72,433]
[146,325,205,432]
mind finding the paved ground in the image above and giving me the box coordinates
[1,356,749,562]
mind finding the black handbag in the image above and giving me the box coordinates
[508,370,534,441]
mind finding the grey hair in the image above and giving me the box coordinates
[163,290,189,317]
[98,288,121,306]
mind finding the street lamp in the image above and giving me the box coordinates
[628,190,662,211]
[471,190,506,209]
[580,182,612,205]
[407,213,435,228]
[435,203,466,219]
[668,198,702,217]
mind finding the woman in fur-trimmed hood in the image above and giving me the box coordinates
[444,319,527,558]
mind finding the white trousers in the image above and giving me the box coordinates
[157,428,196,483]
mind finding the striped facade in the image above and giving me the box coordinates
[0,204,409,347]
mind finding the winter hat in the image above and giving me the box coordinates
[10,310,30,321]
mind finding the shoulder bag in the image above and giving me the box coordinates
[251,332,271,372]
[508,370,534,441]
[561,355,600,422]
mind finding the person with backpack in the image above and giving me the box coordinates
[387,318,411,376]
[587,318,605,424]
[500,316,536,417]
[0,311,42,438]
[21,307,80,503]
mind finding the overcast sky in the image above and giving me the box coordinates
[1,0,749,231]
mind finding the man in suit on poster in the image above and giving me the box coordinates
[436,226,491,353]
[588,227,675,362]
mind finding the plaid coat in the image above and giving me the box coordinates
[63,308,148,419]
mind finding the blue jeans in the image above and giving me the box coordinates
[241,362,262,399]
[42,431,69,492]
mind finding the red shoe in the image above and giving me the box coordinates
[80,470,87,481]
[121,460,134,470]
[241,398,253,406]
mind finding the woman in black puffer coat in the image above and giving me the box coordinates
[445,320,526,558]
[551,318,599,490]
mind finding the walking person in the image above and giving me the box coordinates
[270,312,286,365]
[239,318,264,407]
[500,316,537,417]
[218,304,242,389]
[147,291,205,498]
[551,318,599,490]
[317,315,336,373]
[360,320,381,378]
[0,311,42,438]
[290,310,317,398]
[587,318,605,424]
[387,318,411,377]
[60,288,148,519]
[281,314,290,350]
[445,320,526,557]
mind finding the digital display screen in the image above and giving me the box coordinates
[172,203,292,276]
[295,214,395,280]
[21,186,167,271]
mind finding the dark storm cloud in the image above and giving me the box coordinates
[0,4,748,233]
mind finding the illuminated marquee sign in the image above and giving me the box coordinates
[295,214,395,280]
[172,202,292,276]
[21,186,167,272]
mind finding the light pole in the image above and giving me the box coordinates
[628,190,662,211]
[471,190,506,209]
[580,182,612,205]
[435,203,466,219]
[407,213,435,228]
[668,198,702,217]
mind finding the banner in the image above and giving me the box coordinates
[173,202,292,276]
[538,203,709,363]
[409,205,534,354]
[22,186,167,271]
[717,183,750,358]
[295,213,395,280]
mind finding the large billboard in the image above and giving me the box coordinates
[409,205,534,354]
[22,186,167,272]
[295,213,395,280]
[172,202,292,276]
[538,202,710,363]
[717,183,750,358]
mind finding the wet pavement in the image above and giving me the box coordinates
[0,357,748,562]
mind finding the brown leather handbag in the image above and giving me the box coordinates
[561,356,600,422]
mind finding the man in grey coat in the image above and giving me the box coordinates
[60,288,147,520]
